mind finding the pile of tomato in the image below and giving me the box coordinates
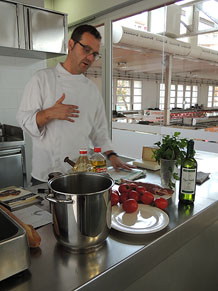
[111,182,168,213]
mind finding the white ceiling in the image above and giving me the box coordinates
[91,41,218,83]
[112,44,218,81]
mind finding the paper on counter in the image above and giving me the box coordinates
[13,205,52,229]
[107,167,146,184]
[133,159,160,171]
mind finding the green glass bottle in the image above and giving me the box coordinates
[179,140,197,204]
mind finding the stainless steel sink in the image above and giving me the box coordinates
[0,208,30,281]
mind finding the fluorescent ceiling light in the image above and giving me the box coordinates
[176,0,197,5]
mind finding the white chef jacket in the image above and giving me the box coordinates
[16,63,113,182]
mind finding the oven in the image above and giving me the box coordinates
[0,124,27,188]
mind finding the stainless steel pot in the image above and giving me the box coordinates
[46,172,114,253]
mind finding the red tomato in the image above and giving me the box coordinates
[155,198,168,210]
[123,199,138,213]
[128,190,140,201]
[128,183,137,190]
[111,190,119,206]
[118,183,130,194]
[119,192,129,203]
[141,191,154,205]
[136,185,147,195]
[111,189,119,195]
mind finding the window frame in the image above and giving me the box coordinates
[115,79,142,111]
[207,85,218,108]
[159,83,198,110]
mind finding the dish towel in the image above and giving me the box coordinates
[196,171,210,185]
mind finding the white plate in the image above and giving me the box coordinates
[111,204,169,234]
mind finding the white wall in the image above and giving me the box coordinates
[53,0,144,24]
[0,0,46,185]
[142,79,159,109]
[14,0,44,7]
[112,128,160,159]
[0,56,46,125]
[0,56,46,184]
[52,0,175,25]
[198,84,208,107]
[112,123,218,158]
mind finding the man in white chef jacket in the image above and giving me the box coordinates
[17,24,133,185]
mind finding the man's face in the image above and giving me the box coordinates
[68,32,101,74]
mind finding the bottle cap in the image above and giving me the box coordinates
[94,147,101,153]
[79,149,88,154]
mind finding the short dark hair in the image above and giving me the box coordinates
[71,24,102,42]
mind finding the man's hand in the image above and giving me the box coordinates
[36,93,80,128]
[109,155,135,171]
[50,94,80,122]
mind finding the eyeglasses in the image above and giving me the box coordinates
[75,40,101,61]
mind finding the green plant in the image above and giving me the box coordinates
[152,132,188,188]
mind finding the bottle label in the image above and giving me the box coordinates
[180,168,196,194]
[95,166,107,173]
[91,159,107,173]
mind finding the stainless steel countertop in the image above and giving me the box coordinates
[1,151,218,290]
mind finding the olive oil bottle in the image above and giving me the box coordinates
[179,140,197,204]
[90,147,107,173]
[73,149,93,172]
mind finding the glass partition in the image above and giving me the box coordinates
[109,0,218,124]
[86,0,218,157]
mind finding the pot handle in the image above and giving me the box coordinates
[46,194,74,204]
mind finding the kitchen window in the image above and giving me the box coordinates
[159,83,198,110]
[208,85,218,107]
[115,79,142,111]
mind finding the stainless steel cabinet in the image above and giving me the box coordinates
[0,0,68,58]
[0,1,19,48]
[25,7,67,54]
